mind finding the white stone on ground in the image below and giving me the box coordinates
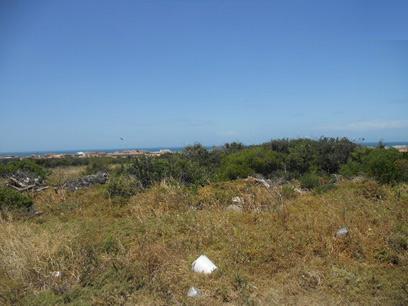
[187,287,201,297]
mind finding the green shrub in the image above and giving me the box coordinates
[0,187,33,212]
[125,155,209,187]
[106,175,141,199]
[223,141,245,152]
[299,173,321,189]
[182,144,214,167]
[395,159,408,182]
[314,183,337,194]
[316,137,357,173]
[85,158,110,174]
[341,147,407,184]
[281,185,297,199]
[218,147,282,180]
[286,140,318,175]
[126,156,162,187]
[366,149,402,184]
[0,159,47,178]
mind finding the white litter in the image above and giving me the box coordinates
[192,255,217,274]
[51,271,62,278]
[187,287,201,297]
[336,227,349,238]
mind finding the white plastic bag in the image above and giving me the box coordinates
[192,255,217,274]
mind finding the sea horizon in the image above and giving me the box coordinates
[1,140,408,158]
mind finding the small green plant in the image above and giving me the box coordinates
[218,147,282,180]
[106,175,141,200]
[0,187,33,212]
[0,159,47,178]
[84,158,110,174]
[281,185,297,199]
[314,183,336,194]
[299,173,321,189]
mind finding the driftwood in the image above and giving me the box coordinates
[7,170,48,192]
[245,176,272,189]
[62,172,108,191]
[8,183,37,192]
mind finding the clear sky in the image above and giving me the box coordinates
[1,0,407,152]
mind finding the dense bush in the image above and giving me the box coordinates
[218,147,282,180]
[0,187,33,212]
[341,147,407,184]
[264,139,290,153]
[182,144,212,166]
[106,175,141,199]
[3,138,402,190]
[286,140,318,175]
[316,137,356,173]
[125,155,210,187]
[84,158,111,174]
[116,138,405,186]
[264,137,357,175]
[0,160,47,178]
[395,159,408,182]
[366,149,406,184]
[223,142,245,153]
[299,173,321,189]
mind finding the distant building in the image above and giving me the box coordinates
[394,146,408,153]
[159,149,172,154]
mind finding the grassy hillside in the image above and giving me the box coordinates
[1,170,407,305]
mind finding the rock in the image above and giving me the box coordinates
[187,287,201,297]
[336,227,349,238]
[228,196,244,212]
[232,196,244,205]
[226,204,243,212]
[192,255,217,274]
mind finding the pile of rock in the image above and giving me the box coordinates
[62,172,108,191]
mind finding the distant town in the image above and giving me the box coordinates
[0,149,174,160]
[1,142,407,161]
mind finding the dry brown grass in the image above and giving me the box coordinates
[47,166,86,186]
[0,175,407,305]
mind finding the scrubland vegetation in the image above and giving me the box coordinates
[0,138,407,305]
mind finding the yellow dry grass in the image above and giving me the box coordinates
[0,174,407,305]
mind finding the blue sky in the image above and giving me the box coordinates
[0,0,407,152]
